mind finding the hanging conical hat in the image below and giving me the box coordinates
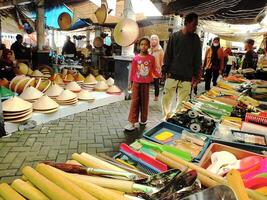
[56,89,77,101]
[77,89,95,101]
[15,63,29,75]
[23,78,35,92]
[95,4,107,25]
[96,75,106,82]
[31,70,44,77]
[3,96,32,112]
[33,95,59,111]
[114,18,139,47]
[0,86,14,98]
[106,77,114,86]
[58,12,72,30]
[20,86,43,101]
[107,85,122,94]
[45,84,64,97]
[65,82,81,92]
[94,81,109,91]
[75,73,85,82]
[84,74,97,84]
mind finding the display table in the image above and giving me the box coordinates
[4,92,124,134]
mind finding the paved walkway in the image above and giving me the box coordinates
[0,82,205,184]
[0,93,163,184]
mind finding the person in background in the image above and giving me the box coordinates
[149,34,164,101]
[203,37,224,91]
[223,48,236,77]
[10,34,28,60]
[62,36,76,56]
[124,37,159,131]
[242,39,258,70]
[161,12,201,119]
[0,49,15,80]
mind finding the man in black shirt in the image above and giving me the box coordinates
[62,36,76,56]
[242,39,258,70]
[10,34,29,60]
[162,12,202,118]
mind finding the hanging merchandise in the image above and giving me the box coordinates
[95,4,107,25]
[114,18,139,47]
[58,12,72,30]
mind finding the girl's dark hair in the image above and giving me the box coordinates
[184,12,198,25]
[139,37,150,46]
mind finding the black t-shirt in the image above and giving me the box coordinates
[10,41,28,59]
[242,50,258,70]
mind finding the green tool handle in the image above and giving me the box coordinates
[139,139,163,152]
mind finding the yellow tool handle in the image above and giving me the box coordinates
[227,169,249,200]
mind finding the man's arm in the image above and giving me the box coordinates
[193,36,202,79]
[162,33,174,74]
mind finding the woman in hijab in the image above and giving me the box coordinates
[150,34,164,101]
[203,37,224,91]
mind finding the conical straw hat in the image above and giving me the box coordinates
[64,74,75,82]
[107,85,122,94]
[94,81,108,91]
[106,77,114,86]
[4,109,32,119]
[54,74,64,85]
[14,77,31,94]
[3,96,32,112]
[95,4,107,25]
[45,84,64,97]
[4,108,32,116]
[16,63,29,75]
[84,74,97,84]
[5,113,32,123]
[56,89,77,101]
[9,75,25,91]
[27,68,33,76]
[37,80,51,92]
[31,70,44,77]
[77,89,95,101]
[75,73,85,82]
[96,75,106,82]
[20,86,43,101]
[34,107,59,114]
[33,95,59,111]
[65,82,81,92]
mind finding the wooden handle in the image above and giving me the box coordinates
[11,179,49,200]
[0,183,26,200]
[36,163,97,200]
[72,174,134,193]
[49,164,128,200]
[22,166,78,200]
[161,152,226,184]
[156,152,219,187]
[227,169,249,200]
[72,153,126,172]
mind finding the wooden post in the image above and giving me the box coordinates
[36,0,45,51]
[121,0,135,57]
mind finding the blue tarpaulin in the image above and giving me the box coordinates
[29,5,89,30]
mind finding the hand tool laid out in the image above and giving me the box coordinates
[139,139,192,161]
[43,161,138,181]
